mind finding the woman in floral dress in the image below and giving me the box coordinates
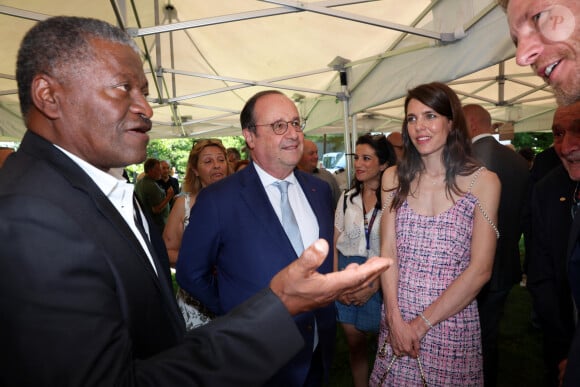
[370,82,500,386]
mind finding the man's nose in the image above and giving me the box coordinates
[561,133,580,156]
[515,32,543,67]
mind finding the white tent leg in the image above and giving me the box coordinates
[338,69,353,190]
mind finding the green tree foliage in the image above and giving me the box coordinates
[124,131,554,183]
[512,132,554,154]
[126,136,247,184]
[304,133,345,154]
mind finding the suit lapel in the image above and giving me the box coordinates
[25,132,152,268]
[238,164,297,258]
[236,165,332,262]
[76,166,183,331]
[21,132,184,331]
[239,164,285,230]
[95,193,161,278]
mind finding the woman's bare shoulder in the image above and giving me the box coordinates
[172,194,187,208]
[467,167,500,198]
[381,165,399,190]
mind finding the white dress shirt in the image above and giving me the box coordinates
[254,163,319,251]
[253,162,320,349]
[54,146,157,275]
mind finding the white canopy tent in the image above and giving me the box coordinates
[0,0,557,143]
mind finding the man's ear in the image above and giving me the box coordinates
[242,128,255,149]
[30,74,60,120]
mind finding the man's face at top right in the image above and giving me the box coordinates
[507,0,580,106]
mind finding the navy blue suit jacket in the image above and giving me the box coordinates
[177,162,336,386]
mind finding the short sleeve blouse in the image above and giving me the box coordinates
[334,189,382,258]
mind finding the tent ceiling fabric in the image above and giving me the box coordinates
[0,0,557,140]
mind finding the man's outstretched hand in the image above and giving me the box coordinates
[270,239,392,316]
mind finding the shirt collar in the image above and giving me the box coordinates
[253,162,298,187]
[53,145,128,197]
[471,133,494,143]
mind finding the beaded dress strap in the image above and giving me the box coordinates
[469,167,500,239]
[467,166,485,193]
[381,190,396,211]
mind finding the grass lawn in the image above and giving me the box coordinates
[328,285,544,386]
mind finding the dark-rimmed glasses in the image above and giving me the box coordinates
[252,119,306,135]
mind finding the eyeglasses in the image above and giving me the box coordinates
[252,119,306,135]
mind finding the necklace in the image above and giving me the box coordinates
[422,173,444,185]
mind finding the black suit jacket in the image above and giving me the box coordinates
[472,136,530,291]
[0,131,303,386]
[528,166,576,367]
[564,183,580,386]
[530,146,562,185]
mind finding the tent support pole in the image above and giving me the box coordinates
[349,113,357,189]
[338,68,353,190]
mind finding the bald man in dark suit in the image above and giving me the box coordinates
[464,104,530,386]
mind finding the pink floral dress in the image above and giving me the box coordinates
[370,190,484,386]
